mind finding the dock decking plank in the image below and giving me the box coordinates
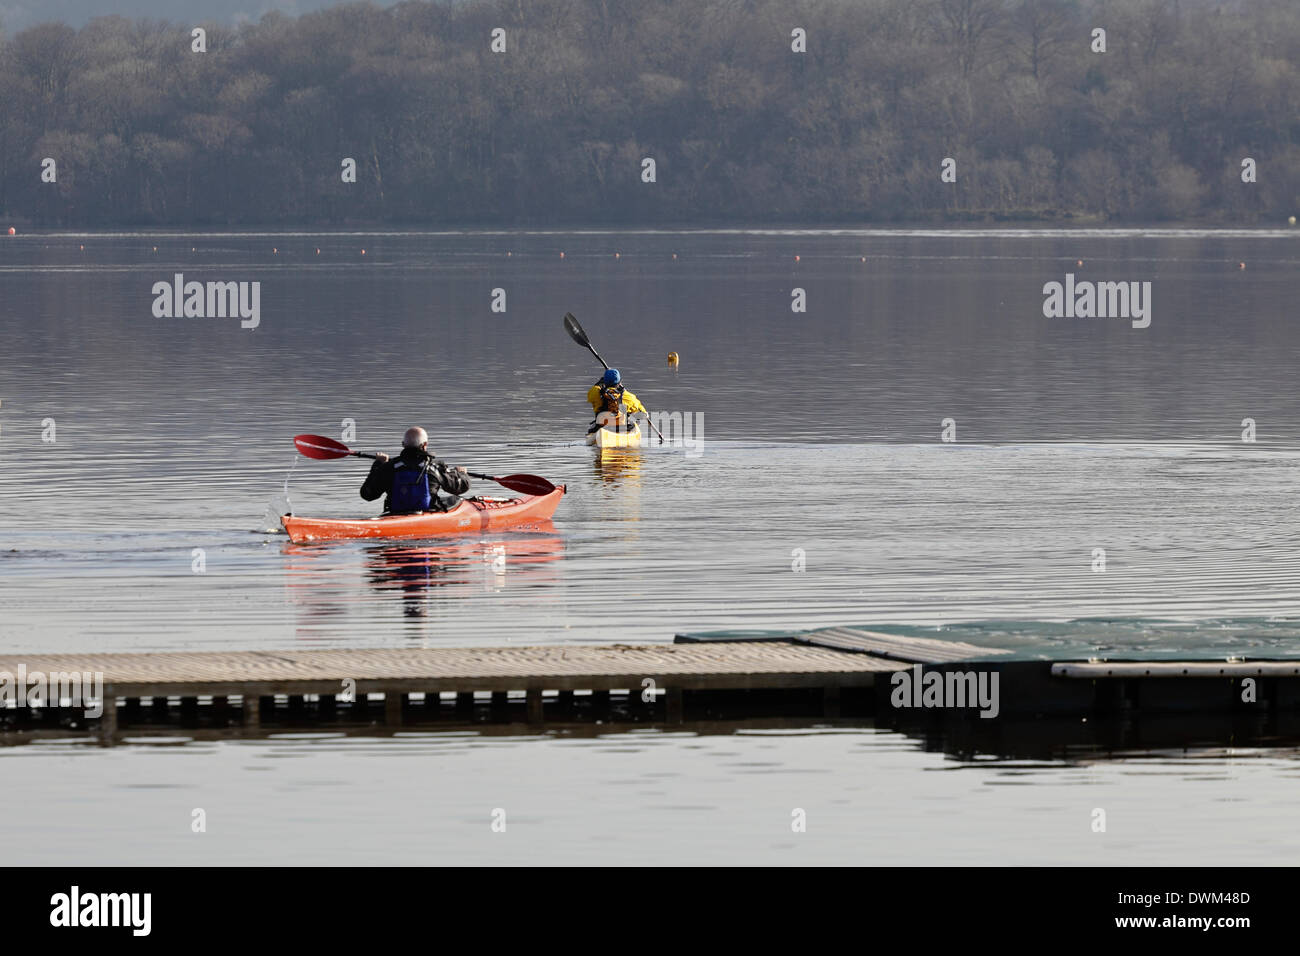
[801,627,1011,662]
[675,628,1011,662]
[0,642,906,699]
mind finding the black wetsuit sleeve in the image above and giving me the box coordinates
[430,461,471,497]
[360,459,395,501]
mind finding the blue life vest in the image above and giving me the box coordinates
[389,460,433,513]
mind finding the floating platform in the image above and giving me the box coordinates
[2,627,1299,751]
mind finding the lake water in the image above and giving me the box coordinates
[3,726,1299,866]
[2,227,1299,863]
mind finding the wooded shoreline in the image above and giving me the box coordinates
[1,0,1296,227]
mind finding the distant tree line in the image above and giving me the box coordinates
[0,0,1297,226]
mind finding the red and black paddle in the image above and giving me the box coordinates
[292,434,557,498]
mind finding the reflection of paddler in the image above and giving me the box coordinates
[281,531,564,628]
[365,531,566,590]
[366,543,453,617]
[377,536,565,611]
[592,447,643,484]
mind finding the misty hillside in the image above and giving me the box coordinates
[1,0,1297,226]
[0,0,403,33]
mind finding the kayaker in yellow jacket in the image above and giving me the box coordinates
[587,368,647,416]
[587,368,647,431]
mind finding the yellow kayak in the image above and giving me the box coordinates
[587,422,643,449]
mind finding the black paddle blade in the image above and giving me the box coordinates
[563,312,590,348]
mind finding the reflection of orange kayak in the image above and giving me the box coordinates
[365,534,566,589]
[367,527,565,569]
[281,487,565,544]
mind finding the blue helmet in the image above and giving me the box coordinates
[602,368,621,386]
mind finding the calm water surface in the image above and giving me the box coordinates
[3,727,1299,866]
[4,228,1300,650]
[2,228,1299,863]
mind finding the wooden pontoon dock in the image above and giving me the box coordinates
[3,627,1300,749]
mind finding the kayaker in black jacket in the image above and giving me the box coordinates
[361,427,471,515]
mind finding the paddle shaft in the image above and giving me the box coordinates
[643,416,666,444]
[292,435,555,496]
[351,456,493,482]
[360,459,551,497]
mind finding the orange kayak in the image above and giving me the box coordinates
[280,487,565,543]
